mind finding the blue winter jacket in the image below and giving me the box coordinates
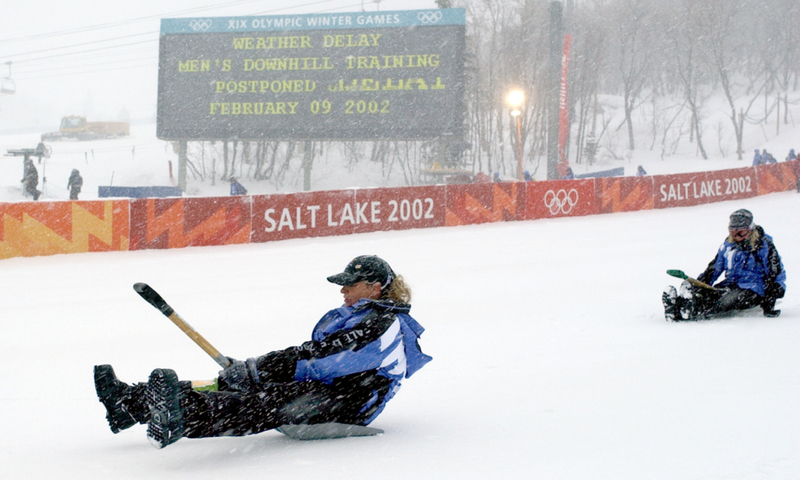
[698,226,786,298]
[222,298,430,426]
[290,298,431,423]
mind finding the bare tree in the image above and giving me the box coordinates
[569,1,608,164]
[700,0,748,159]
[666,0,709,159]
[613,0,655,151]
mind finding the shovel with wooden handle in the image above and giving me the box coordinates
[666,269,717,291]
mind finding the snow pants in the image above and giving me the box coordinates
[179,375,389,438]
[690,285,763,318]
[24,182,40,201]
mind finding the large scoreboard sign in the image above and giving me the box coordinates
[157,9,465,141]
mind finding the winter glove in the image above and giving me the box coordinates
[217,357,259,392]
[252,349,302,383]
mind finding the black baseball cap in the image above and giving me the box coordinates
[327,255,396,288]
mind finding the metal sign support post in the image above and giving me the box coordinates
[302,141,314,192]
[547,1,563,180]
[178,141,187,192]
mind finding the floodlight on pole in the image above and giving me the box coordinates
[507,90,525,180]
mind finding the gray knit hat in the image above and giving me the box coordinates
[728,209,754,230]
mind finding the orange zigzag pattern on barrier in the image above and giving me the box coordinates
[141,200,250,249]
[0,202,128,259]
[600,178,653,213]
[755,163,796,195]
[446,184,518,225]
[484,184,517,221]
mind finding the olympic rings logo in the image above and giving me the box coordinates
[543,189,579,215]
[417,11,443,24]
[189,19,212,32]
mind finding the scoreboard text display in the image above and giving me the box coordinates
[157,9,466,141]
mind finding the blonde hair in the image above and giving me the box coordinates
[381,274,412,303]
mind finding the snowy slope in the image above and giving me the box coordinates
[0,190,798,479]
[2,2,800,477]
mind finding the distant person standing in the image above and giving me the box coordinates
[752,149,762,166]
[785,149,796,162]
[21,158,41,201]
[67,169,83,200]
[762,150,776,164]
[636,165,647,176]
[229,177,248,196]
[34,142,48,163]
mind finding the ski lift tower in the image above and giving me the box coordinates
[1,61,16,95]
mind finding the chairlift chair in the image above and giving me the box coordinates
[1,62,15,95]
[0,78,15,95]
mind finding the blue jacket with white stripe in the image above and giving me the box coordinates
[243,298,431,425]
[698,225,786,299]
[292,298,431,423]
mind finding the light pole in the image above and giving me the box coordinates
[507,90,524,181]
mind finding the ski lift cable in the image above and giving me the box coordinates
[10,39,156,66]
[3,31,155,61]
[0,0,271,45]
[16,54,155,77]
[0,0,347,46]
[10,45,157,73]
[21,43,157,67]
[14,60,158,81]
[1,0,383,83]
[6,48,156,79]
[253,0,363,15]
[0,0,362,72]
[11,55,156,81]
[12,44,156,74]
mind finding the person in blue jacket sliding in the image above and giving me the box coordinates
[94,255,431,448]
[663,209,786,321]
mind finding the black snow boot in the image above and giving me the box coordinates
[662,285,680,321]
[678,281,694,320]
[761,298,781,318]
[146,368,184,449]
[94,365,149,433]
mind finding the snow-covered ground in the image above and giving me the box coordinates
[2,2,800,478]
[0,189,798,479]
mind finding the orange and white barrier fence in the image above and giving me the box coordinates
[1,161,797,260]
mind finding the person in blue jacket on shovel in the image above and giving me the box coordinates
[663,209,786,321]
[94,255,431,448]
